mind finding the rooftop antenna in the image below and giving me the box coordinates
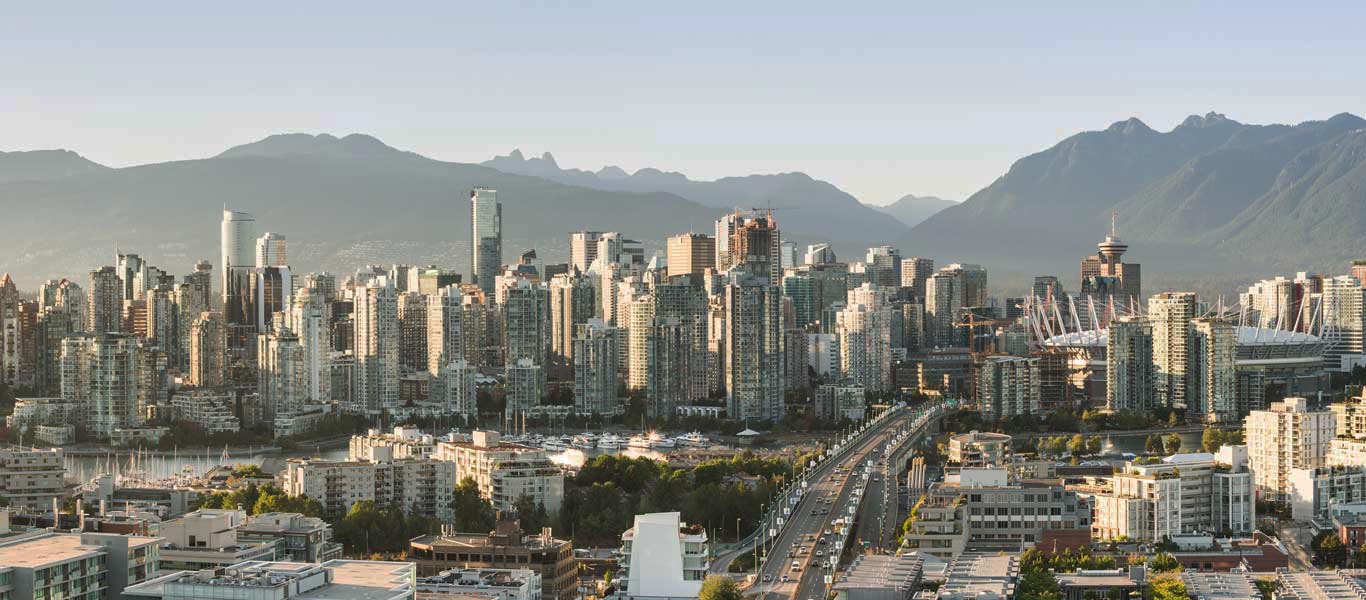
[1111,211,1118,237]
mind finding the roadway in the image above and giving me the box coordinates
[744,402,947,600]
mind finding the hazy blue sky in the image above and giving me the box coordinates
[3,3,1364,203]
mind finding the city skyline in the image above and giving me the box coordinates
[5,5,1366,203]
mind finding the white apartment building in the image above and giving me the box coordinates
[1247,397,1335,501]
[813,381,865,421]
[948,432,1012,468]
[837,284,892,392]
[1189,317,1238,423]
[1288,466,1366,522]
[1090,452,1254,542]
[6,397,83,430]
[975,355,1039,419]
[169,391,240,434]
[435,430,564,514]
[349,426,439,460]
[61,332,143,438]
[807,333,840,378]
[438,359,478,419]
[157,509,277,571]
[282,454,456,520]
[353,279,400,415]
[0,447,67,511]
[505,359,544,418]
[617,512,709,600]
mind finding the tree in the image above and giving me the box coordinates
[1318,532,1348,567]
[1067,434,1087,457]
[1150,575,1188,600]
[1085,435,1103,456]
[1145,434,1163,454]
[698,576,742,600]
[1167,411,1181,427]
[1201,427,1224,452]
[1149,553,1181,573]
[450,477,496,533]
[1163,433,1182,455]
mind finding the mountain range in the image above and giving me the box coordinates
[2,112,1365,295]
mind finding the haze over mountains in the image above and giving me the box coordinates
[2,111,1365,295]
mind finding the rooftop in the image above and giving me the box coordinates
[0,532,161,569]
[1181,572,1256,599]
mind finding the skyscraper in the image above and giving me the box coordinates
[61,332,142,438]
[222,210,259,376]
[864,246,901,289]
[1321,275,1366,371]
[188,311,226,388]
[258,329,305,420]
[573,319,620,417]
[716,211,781,283]
[499,274,550,368]
[837,283,892,392]
[504,358,543,422]
[724,274,784,422]
[549,273,596,362]
[115,251,144,301]
[666,233,716,278]
[397,291,428,373]
[1080,217,1142,322]
[87,266,123,334]
[1106,316,1154,413]
[569,231,604,274]
[1148,292,1196,410]
[924,270,962,348]
[221,209,257,299]
[353,279,399,414]
[426,285,464,376]
[1189,317,1237,423]
[470,188,502,295]
[255,232,287,267]
[284,288,331,405]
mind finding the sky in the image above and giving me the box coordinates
[3,2,1365,204]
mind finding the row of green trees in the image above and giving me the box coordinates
[1144,433,1185,455]
[1033,434,1103,458]
[197,482,323,517]
[1200,427,1245,452]
[558,453,805,545]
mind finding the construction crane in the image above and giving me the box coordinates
[953,313,1013,354]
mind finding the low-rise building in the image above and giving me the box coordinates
[1180,572,1256,600]
[0,446,67,512]
[1090,451,1254,542]
[282,455,456,520]
[947,432,1012,468]
[617,512,708,599]
[34,424,75,445]
[1277,568,1366,600]
[6,397,83,431]
[814,381,866,422]
[902,469,1090,560]
[434,430,564,514]
[409,515,576,600]
[936,553,1018,600]
[417,567,541,600]
[831,554,922,600]
[0,531,161,600]
[1056,569,1141,600]
[237,511,343,563]
[1289,465,1366,522]
[350,426,439,460]
[123,559,416,600]
[169,391,240,434]
[157,509,277,571]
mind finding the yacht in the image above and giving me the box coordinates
[650,433,677,449]
[627,434,652,449]
[597,433,626,450]
[543,437,569,452]
[571,433,599,449]
[677,431,709,447]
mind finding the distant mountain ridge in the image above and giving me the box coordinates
[0,149,108,183]
[902,111,1366,284]
[875,195,958,228]
[481,150,910,246]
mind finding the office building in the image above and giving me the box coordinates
[1079,220,1142,322]
[435,430,564,514]
[899,257,935,303]
[568,231,604,274]
[617,512,709,600]
[573,320,620,417]
[666,233,715,278]
[221,210,259,375]
[353,279,400,415]
[471,187,503,295]
[901,469,1089,559]
[255,232,287,267]
[410,515,576,600]
[1247,397,1335,501]
[1106,316,1154,413]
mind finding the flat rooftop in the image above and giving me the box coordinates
[1181,572,1256,600]
[0,533,160,569]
